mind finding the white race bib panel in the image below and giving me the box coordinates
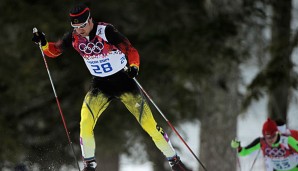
[270,155,298,170]
[83,51,127,77]
[72,23,130,77]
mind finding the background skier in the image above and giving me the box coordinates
[231,118,298,171]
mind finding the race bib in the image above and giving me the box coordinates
[270,155,298,170]
[83,52,127,77]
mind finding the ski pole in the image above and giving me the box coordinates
[133,78,207,171]
[235,137,242,171]
[33,28,80,171]
[249,149,260,171]
[236,152,242,171]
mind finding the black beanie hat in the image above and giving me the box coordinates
[69,4,90,25]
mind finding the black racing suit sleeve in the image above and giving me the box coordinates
[104,25,128,45]
[60,31,73,51]
[104,24,140,67]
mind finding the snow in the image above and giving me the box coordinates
[120,161,153,171]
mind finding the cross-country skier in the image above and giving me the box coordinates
[32,3,192,171]
[231,118,298,171]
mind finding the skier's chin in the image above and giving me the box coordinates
[80,33,87,37]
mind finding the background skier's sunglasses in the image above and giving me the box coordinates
[71,13,90,29]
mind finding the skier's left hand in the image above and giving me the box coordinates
[127,65,139,78]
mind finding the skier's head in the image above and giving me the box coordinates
[262,118,278,136]
[69,4,93,37]
[262,118,278,145]
[69,4,90,25]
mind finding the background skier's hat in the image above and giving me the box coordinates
[262,118,278,136]
[69,4,90,25]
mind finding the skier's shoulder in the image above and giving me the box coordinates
[279,130,298,142]
[61,30,74,49]
[245,137,262,149]
[94,22,115,31]
[90,22,114,40]
[96,21,112,27]
[289,129,298,140]
[93,21,117,31]
[62,30,73,40]
[94,22,125,45]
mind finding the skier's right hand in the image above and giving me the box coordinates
[231,139,240,149]
[32,30,47,46]
[127,65,139,78]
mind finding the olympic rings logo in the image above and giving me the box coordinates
[79,42,104,54]
[265,147,286,157]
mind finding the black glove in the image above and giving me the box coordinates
[127,65,139,78]
[32,31,47,46]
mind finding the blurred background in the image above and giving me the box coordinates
[1,0,298,170]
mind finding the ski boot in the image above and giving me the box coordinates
[83,160,97,171]
[169,155,192,171]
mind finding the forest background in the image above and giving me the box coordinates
[1,0,298,170]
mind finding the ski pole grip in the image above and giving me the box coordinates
[33,27,38,35]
